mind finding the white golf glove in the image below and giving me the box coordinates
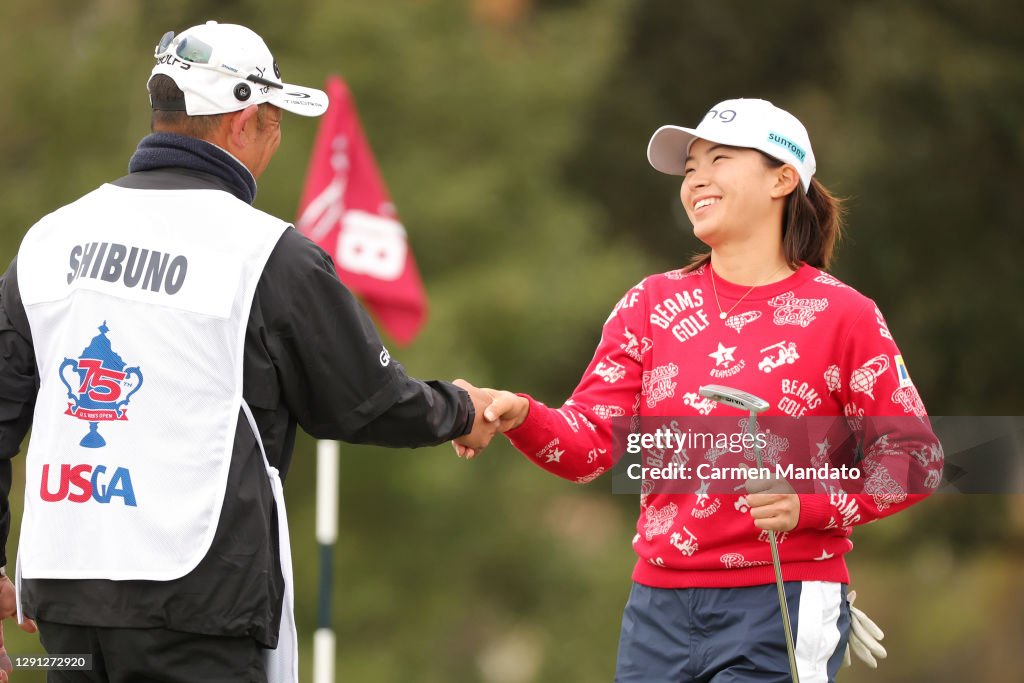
[843,590,888,668]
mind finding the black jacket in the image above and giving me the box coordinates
[0,135,472,647]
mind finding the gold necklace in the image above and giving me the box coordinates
[710,264,787,321]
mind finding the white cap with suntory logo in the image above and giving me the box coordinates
[647,98,816,192]
[149,21,328,117]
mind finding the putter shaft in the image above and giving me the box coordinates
[750,413,800,683]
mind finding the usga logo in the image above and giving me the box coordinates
[40,463,137,506]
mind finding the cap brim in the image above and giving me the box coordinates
[647,125,700,175]
[269,83,329,117]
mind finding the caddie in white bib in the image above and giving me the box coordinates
[16,183,299,679]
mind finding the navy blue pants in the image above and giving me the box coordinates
[615,582,850,683]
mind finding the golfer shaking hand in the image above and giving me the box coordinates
[456,98,942,682]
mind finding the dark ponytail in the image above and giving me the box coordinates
[781,176,845,269]
[683,156,845,272]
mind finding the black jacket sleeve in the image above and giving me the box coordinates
[251,228,473,447]
[0,229,474,564]
[0,259,38,567]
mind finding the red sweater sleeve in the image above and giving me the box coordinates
[797,302,943,530]
[505,281,649,483]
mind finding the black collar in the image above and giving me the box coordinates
[125,132,257,204]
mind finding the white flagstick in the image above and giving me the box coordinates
[314,440,340,683]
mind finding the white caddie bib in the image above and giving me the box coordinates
[16,183,288,581]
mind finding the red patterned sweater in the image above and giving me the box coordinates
[506,263,942,588]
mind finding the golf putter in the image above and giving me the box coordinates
[699,384,799,683]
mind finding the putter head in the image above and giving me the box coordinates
[699,384,770,414]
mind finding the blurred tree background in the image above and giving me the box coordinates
[1,0,1022,681]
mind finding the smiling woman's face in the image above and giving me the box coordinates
[680,139,788,248]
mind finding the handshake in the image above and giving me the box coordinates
[450,379,530,459]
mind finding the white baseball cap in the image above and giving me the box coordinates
[647,98,816,192]
[149,21,328,117]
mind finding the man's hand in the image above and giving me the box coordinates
[0,575,38,683]
[451,379,529,459]
[452,379,499,456]
[745,471,800,532]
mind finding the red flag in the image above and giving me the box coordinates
[296,75,427,345]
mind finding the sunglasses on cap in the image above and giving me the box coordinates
[154,30,283,91]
